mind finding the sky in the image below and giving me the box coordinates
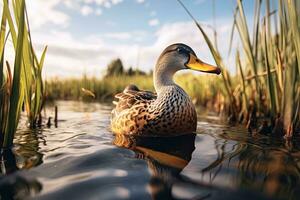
[1,0,258,77]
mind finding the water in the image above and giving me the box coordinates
[1,101,300,200]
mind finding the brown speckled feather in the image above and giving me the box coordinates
[111,84,157,135]
[111,84,197,136]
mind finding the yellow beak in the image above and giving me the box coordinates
[186,53,221,75]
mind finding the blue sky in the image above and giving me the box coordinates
[3,0,261,77]
[63,0,238,40]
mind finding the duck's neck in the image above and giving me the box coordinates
[153,63,176,95]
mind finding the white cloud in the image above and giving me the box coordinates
[92,0,123,7]
[22,0,126,29]
[25,0,70,30]
[62,0,123,16]
[23,19,235,78]
[112,0,123,4]
[84,0,94,3]
[136,0,145,3]
[103,32,132,40]
[101,31,148,41]
[63,0,81,10]
[103,1,111,8]
[80,5,93,16]
[148,19,160,26]
[95,8,103,15]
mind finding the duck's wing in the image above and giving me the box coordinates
[112,84,156,117]
[111,84,157,134]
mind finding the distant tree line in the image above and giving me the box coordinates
[105,58,150,77]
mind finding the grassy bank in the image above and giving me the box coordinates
[46,75,153,101]
[46,73,226,109]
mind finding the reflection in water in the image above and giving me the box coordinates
[0,149,18,175]
[113,133,196,199]
[13,126,44,169]
[0,149,42,199]
[201,130,300,199]
[0,125,44,199]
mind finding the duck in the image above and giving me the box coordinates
[111,43,221,136]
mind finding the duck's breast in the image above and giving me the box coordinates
[141,86,197,135]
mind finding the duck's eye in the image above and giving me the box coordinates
[177,47,185,54]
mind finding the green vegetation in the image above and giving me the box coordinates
[46,57,151,101]
[0,0,47,148]
[105,58,146,77]
[46,73,224,107]
[46,74,153,101]
[46,53,224,105]
[178,0,300,137]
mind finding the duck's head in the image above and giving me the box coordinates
[154,43,221,90]
[156,43,221,75]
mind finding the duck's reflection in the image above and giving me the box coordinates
[113,133,196,199]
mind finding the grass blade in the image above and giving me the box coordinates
[4,0,25,147]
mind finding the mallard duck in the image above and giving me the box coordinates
[111,43,221,136]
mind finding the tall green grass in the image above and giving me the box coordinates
[178,0,300,137]
[46,75,153,101]
[45,73,226,111]
[0,0,47,148]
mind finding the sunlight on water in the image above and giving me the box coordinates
[0,101,300,200]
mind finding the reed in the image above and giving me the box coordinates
[178,0,300,137]
[0,0,47,148]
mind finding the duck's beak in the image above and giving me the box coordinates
[186,53,221,75]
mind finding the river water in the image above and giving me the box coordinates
[0,101,299,200]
